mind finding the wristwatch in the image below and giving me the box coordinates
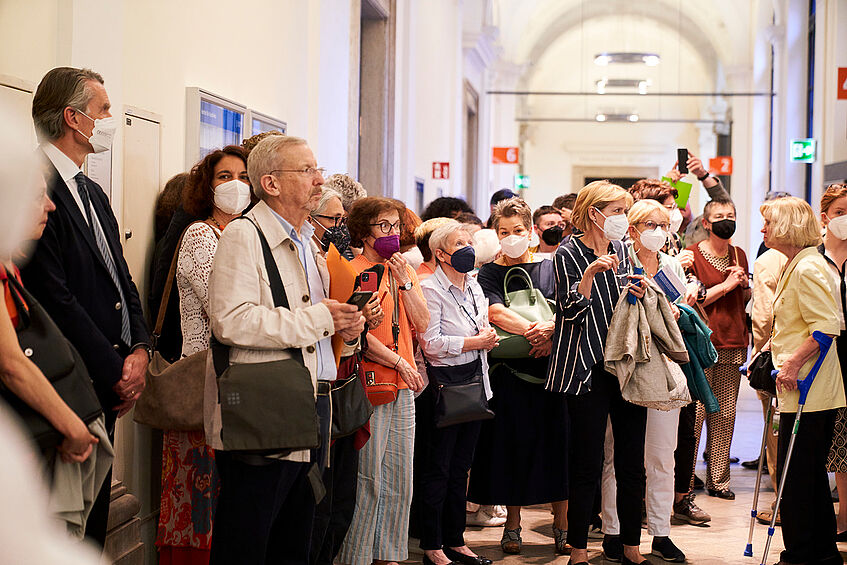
[398,281,413,291]
[697,172,711,182]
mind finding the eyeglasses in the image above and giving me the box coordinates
[312,214,347,227]
[270,167,327,177]
[370,220,404,234]
[638,220,670,230]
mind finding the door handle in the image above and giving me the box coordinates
[125,230,133,240]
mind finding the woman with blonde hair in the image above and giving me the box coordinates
[467,197,569,556]
[598,199,687,562]
[547,181,649,565]
[818,183,847,539]
[762,196,844,565]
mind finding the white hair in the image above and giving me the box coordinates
[246,134,308,199]
[428,220,467,258]
[314,188,343,216]
[324,173,366,211]
[472,229,501,267]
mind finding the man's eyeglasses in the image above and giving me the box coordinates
[312,214,347,227]
[270,167,327,177]
[370,220,404,234]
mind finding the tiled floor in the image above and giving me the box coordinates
[407,383,846,564]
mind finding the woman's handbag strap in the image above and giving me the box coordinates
[152,220,220,344]
[502,266,536,307]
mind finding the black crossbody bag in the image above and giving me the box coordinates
[210,219,320,455]
[2,270,102,450]
[424,280,493,428]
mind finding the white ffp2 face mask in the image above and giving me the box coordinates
[76,111,116,153]
[213,179,251,215]
[827,214,847,240]
[638,227,669,252]
[500,234,530,258]
[594,208,629,241]
[669,207,684,233]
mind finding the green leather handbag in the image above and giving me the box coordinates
[490,266,555,359]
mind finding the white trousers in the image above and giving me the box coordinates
[601,407,679,537]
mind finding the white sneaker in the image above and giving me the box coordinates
[491,505,507,518]
[466,506,507,527]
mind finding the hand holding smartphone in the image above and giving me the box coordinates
[347,291,374,311]
[677,148,689,174]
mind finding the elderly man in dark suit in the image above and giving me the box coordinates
[21,66,151,548]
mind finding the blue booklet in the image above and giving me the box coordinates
[653,266,686,302]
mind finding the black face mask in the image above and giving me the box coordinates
[709,219,736,240]
[541,225,565,246]
[320,224,352,257]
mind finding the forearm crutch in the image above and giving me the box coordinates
[744,393,775,557]
[759,330,833,565]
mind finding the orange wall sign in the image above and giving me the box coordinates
[492,147,519,164]
[838,68,847,100]
[709,156,733,175]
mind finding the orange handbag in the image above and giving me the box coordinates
[360,270,402,406]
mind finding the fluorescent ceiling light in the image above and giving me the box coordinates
[595,78,651,94]
[594,52,661,66]
[594,112,640,123]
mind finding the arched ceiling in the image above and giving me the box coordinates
[494,0,756,83]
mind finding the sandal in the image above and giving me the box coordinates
[500,526,522,554]
[553,526,571,555]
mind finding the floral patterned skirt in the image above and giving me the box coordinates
[156,430,219,554]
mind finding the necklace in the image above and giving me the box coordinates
[208,215,225,231]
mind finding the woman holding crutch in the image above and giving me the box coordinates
[762,196,845,565]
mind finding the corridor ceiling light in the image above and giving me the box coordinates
[594,112,640,123]
[595,78,651,94]
[594,52,661,66]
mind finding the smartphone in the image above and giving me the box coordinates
[359,271,378,293]
[677,148,689,174]
[347,291,374,311]
[627,266,644,305]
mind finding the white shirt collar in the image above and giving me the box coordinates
[41,143,83,184]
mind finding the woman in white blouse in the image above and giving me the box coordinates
[156,146,251,565]
[416,220,498,565]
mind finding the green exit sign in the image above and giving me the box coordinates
[514,174,530,190]
[790,138,816,163]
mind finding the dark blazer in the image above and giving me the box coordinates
[19,160,149,417]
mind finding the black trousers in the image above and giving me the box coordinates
[673,401,698,493]
[415,384,482,550]
[210,453,315,565]
[567,367,646,548]
[310,433,360,565]
[778,409,841,565]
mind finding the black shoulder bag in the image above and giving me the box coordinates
[1,270,102,450]
[210,220,320,454]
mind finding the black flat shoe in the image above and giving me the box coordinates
[707,488,736,500]
[692,475,704,490]
[622,556,649,565]
[443,547,491,565]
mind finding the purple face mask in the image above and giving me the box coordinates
[373,234,400,259]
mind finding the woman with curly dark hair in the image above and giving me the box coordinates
[339,197,430,565]
[156,145,251,565]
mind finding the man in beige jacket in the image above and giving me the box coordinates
[206,134,365,564]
